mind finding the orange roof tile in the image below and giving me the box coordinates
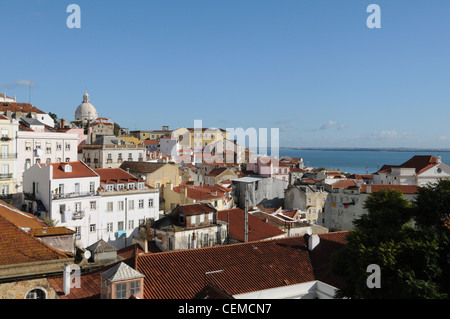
[41,161,98,179]
[0,215,69,266]
[94,168,143,184]
[360,184,418,194]
[217,208,285,242]
[136,236,316,299]
[0,201,46,229]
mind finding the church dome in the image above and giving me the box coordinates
[75,91,98,121]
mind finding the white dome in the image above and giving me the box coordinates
[75,92,98,121]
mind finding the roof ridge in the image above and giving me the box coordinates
[0,214,70,260]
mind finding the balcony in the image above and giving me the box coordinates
[0,136,12,142]
[72,210,85,220]
[0,173,13,180]
[52,191,98,200]
[0,153,17,159]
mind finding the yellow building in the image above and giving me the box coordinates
[163,182,233,212]
[171,127,228,149]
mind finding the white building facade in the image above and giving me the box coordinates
[23,161,159,249]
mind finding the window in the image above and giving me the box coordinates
[59,204,66,214]
[35,158,40,164]
[0,129,8,138]
[107,202,113,212]
[214,200,218,207]
[130,281,141,296]
[65,143,70,150]
[208,213,213,221]
[128,200,134,210]
[58,184,64,195]
[75,202,81,212]
[75,226,81,239]
[90,224,96,232]
[199,214,205,223]
[25,288,46,299]
[65,157,70,162]
[191,215,196,224]
[75,183,80,194]
[128,220,134,229]
[106,222,113,232]
[89,182,95,193]
[46,158,51,163]
[138,199,144,209]
[25,159,31,170]
[118,201,124,211]
[118,221,124,231]
[56,157,61,163]
[56,142,62,151]
[148,198,153,207]
[25,142,32,151]
[90,201,96,210]
[128,183,135,190]
[46,143,52,154]
[115,282,127,299]
[139,219,145,226]
[117,184,124,191]
[106,185,114,192]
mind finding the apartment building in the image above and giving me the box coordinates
[23,161,159,249]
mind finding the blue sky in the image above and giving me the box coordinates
[2,0,450,148]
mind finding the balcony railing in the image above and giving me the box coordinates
[0,153,17,159]
[52,191,98,200]
[0,173,13,179]
[72,211,85,220]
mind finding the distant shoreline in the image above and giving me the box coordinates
[278,147,450,153]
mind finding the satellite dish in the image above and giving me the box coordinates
[306,227,313,236]
[84,250,91,260]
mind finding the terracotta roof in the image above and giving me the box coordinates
[0,102,46,114]
[206,167,229,177]
[309,231,349,288]
[136,236,316,299]
[120,161,173,173]
[94,168,144,184]
[41,161,98,179]
[375,155,446,175]
[0,215,69,266]
[360,184,418,194]
[173,184,227,201]
[175,203,216,216]
[47,232,350,299]
[0,201,46,229]
[29,227,76,237]
[217,208,285,242]
[331,179,357,189]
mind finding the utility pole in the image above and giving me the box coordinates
[244,183,248,242]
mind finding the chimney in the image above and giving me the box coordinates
[144,239,148,254]
[308,234,320,251]
[63,264,71,296]
[437,156,442,164]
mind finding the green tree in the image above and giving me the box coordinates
[48,112,58,126]
[332,189,446,299]
[412,179,450,296]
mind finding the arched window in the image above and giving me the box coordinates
[25,288,46,299]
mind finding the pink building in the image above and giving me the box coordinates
[247,156,290,181]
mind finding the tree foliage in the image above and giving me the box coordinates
[331,186,449,299]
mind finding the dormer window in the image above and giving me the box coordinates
[100,262,145,299]
[63,164,72,172]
